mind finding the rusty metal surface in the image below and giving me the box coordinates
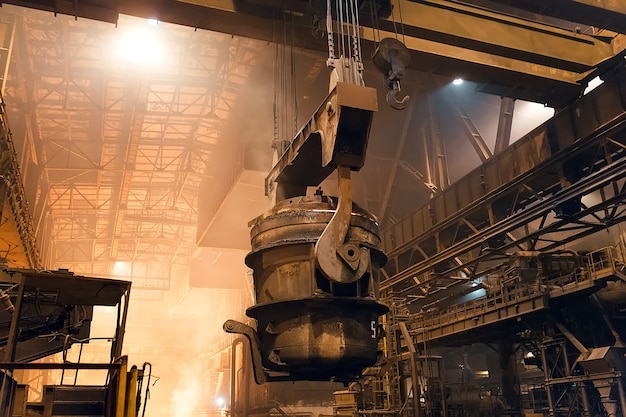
[248,299,386,381]
[248,195,383,254]
[240,194,388,381]
[265,82,377,200]
[315,166,370,284]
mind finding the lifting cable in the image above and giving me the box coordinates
[272,6,298,155]
[390,0,407,44]
[327,0,365,85]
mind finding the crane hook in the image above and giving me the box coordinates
[372,38,411,110]
[387,87,409,110]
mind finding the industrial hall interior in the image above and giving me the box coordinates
[0,0,625,416]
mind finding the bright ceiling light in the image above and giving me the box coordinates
[583,76,604,95]
[111,20,165,69]
[452,78,464,85]
[112,261,132,276]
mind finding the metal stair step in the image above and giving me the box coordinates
[51,400,105,415]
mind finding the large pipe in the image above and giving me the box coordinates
[230,338,246,417]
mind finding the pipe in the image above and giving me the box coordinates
[230,338,246,417]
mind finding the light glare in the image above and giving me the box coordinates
[111,23,164,69]
[112,261,132,276]
[583,76,604,95]
[452,78,464,85]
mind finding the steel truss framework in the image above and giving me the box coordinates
[0,98,40,268]
[380,64,626,315]
[2,7,260,294]
[538,338,612,417]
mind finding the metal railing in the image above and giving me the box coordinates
[412,244,625,341]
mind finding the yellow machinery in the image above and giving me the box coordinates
[0,268,147,417]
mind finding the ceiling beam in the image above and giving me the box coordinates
[3,0,625,105]
[460,0,626,34]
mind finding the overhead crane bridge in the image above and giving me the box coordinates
[380,62,626,329]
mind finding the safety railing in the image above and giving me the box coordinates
[413,244,626,342]
[0,356,140,417]
[587,244,626,280]
[417,278,545,330]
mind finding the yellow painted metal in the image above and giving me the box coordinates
[6,0,623,102]
[116,357,129,417]
[574,0,626,14]
[362,26,586,83]
[125,365,139,417]
[175,0,624,85]
[383,0,621,68]
[138,0,622,85]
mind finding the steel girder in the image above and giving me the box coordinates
[380,64,626,305]
[0,101,40,268]
[2,0,626,105]
[460,0,626,34]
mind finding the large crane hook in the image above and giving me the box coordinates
[372,37,411,110]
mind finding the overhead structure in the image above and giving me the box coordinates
[2,0,625,105]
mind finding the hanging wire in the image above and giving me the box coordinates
[272,10,280,152]
[390,0,399,40]
[352,0,365,83]
[397,0,407,44]
[327,0,335,60]
[337,0,346,58]
[353,0,363,66]
[349,0,358,59]
[270,5,300,149]
[281,11,287,144]
[289,10,298,136]
[373,0,381,46]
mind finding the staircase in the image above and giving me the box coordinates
[14,385,107,417]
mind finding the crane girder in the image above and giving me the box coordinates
[3,0,625,104]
